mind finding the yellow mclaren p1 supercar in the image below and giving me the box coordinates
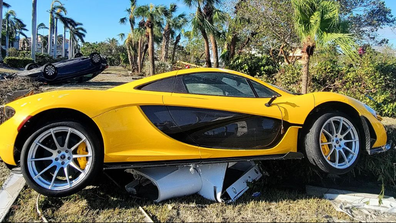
[0,68,390,197]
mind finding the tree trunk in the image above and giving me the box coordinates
[126,43,133,72]
[53,18,58,58]
[171,33,181,64]
[200,28,211,67]
[301,52,310,94]
[48,16,53,56]
[209,33,218,68]
[5,19,9,56]
[31,0,37,61]
[229,33,238,61]
[68,33,72,59]
[146,20,155,76]
[137,37,143,73]
[141,42,148,73]
[0,0,3,61]
[62,27,66,57]
[160,23,170,62]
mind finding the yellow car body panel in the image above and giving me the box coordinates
[312,92,387,147]
[0,68,388,166]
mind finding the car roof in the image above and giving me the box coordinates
[109,68,291,96]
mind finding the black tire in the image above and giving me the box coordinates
[20,121,103,197]
[25,63,39,71]
[74,52,83,58]
[43,63,58,80]
[304,112,361,175]
[90,53,101,64]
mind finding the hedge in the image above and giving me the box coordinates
[4,57,34,68]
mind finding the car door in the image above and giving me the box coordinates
[161,71,287,159]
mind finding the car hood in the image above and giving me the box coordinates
[5,89,161,119]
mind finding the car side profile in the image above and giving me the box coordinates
[17,53,108,84]
[0,68,390,198]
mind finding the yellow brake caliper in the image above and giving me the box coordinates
[77,142,88,169]
[321,133,331,160]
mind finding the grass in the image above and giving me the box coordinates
[0,161,10,188]
[0,67,20,74]
[102,66,130,76]
[4,181,354,222]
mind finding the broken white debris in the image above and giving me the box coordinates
[306,185,396,214]
[0,171,25,222]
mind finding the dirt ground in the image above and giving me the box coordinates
[1,67,396,222]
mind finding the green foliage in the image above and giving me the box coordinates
[81,40,125,66]
[35,53,63,66]
[270,47,396,117]
[4,57,34,68]
[18,51,31,58]
[228,53,278,78]
[273,64,302,94]
[7,48,18,57]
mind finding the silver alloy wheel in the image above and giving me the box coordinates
[44,65,56,76]
[27,126,93,191]
[319,116,359,169]
[92,54,101,63]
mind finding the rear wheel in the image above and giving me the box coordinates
[43,63,58,80]
[305,112,361,174]
[74,52,83,58]
[21,121,103,197]
[25,63,39,71]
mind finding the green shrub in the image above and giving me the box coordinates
[7,48,19,57]
[18,51,31,58]
[268,47,396,117]
[4,57,34,68]
[35,53,64,66]
[228,53,279,78]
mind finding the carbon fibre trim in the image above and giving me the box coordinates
[103,152,304,169]
[360,116,371,154]
[141,105,285,150]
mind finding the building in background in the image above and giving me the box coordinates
[19,36,69,57]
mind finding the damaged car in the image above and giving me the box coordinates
[0,68,391,202]
[17,52,108,84]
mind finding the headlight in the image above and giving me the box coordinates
[364,104,377,118]
[0,106,16,125]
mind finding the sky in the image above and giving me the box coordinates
[6,0,396,45]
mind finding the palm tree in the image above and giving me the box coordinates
[48,0,66,57]
[120,0,138,72]
[68,23,86,58]
[57,17,77,57]
[135,4,163,75]
[31,0,39,61]
[159,4,187,63]
[292,0,355,94]
[184,0,214,67]
[37,23,48,53]
[0,1,11,61]
[4,10,27,56]
[53,8,68,58]
[203,2,224,68]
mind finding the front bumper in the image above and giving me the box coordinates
[368,141,393,155]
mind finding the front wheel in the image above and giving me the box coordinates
[304,113,361,174]
[90,53,101,64]
[21,121,103,197]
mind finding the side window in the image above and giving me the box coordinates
[181,73,255,98]
[137,76,175,92]
[250,80,277,98]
